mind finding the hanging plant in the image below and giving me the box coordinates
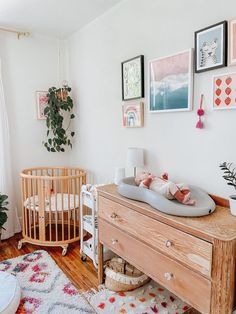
[43,85,75,152]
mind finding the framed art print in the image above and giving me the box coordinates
[213,72,236,110]
[122,101,144,127]
[121,55,144,101]
[149,49,193,113]
[36,91,48,120]
[228,19,236,66]
[195,21,227,73]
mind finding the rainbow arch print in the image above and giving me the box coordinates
[122,102,144,128]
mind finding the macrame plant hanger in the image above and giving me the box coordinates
[57,38,68,95]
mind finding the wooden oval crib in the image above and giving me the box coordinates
[18,167,86,255]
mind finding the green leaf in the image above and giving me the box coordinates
[0,195,8,202]
[0,211,8,229]
[50,148,56,152]
[44,107,49,115]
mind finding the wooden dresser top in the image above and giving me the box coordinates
[97,184,236,242]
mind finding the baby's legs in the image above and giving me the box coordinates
[165,182,195,205]
[177,183,190,195]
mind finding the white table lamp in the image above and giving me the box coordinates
[127,147,144,176]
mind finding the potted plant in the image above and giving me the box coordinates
[219,162,236,215]
[0,194,8,241]
[43,85,75,152]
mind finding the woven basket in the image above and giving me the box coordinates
[105,257,150,292]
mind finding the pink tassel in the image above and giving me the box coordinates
[196,94,204,129]
[196,118,203,129]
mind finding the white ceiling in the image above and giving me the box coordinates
[0,0,123,38]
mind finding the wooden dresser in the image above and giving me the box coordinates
[97,184,236,314]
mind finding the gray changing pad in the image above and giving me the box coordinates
[117,177,215,217]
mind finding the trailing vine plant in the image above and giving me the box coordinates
[43,85,75,152]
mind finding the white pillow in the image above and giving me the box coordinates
[0,271,21,314]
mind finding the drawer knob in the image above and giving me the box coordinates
[111,239,118,245]
[164,272,173,281]
[165,240,172,248]
[110,213,118,219]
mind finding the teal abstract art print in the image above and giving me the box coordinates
[149,49,193,113]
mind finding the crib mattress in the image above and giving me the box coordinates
[24,193,79,212]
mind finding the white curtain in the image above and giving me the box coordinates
[0,60,21,239]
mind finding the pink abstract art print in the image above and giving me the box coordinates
[229,19,236,66]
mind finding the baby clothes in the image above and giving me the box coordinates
[136,172,195,205]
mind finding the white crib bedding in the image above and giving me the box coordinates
[24,193,79,212]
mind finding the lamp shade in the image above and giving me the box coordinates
[126,147,144,168]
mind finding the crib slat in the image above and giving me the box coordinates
[49,178,52,242]
[23,178,28,238]
[68,175,71,240]
[55,179,58,242]
[21,178,25,237]
[32,178,36,239]
[73,178,76,238]
[28,175,32,239]
[62,182,64,242]
[38,179,46,242]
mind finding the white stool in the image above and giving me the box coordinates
[0,271,21,314]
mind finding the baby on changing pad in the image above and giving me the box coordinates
[135,172,195,205]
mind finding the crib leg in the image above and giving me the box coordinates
[17,239,27,250]
[61,244,68,256]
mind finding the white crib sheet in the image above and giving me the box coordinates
[24,193,79,212]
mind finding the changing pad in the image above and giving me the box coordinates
[24,193,79,212]
[117,177,215,217]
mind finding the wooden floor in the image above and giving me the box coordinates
[0,233,98,292]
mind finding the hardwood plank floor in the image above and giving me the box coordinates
[0,233,98,292]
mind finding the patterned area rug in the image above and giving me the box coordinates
[87,281,190,314]
[0,250,94,314]
[0,250,193,314]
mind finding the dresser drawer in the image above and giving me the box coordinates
[99,219,211,314]
[99,196,212,277]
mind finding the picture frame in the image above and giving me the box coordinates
[122,101,144,127]
[149,49,193,113]
[228,19,236,66]
[36,91,48,120]
[195,21,227,73]
[213,72,236,110]
[121,55,144,101]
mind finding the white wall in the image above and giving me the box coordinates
[0,33,71,212]
[68,0,236,197]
